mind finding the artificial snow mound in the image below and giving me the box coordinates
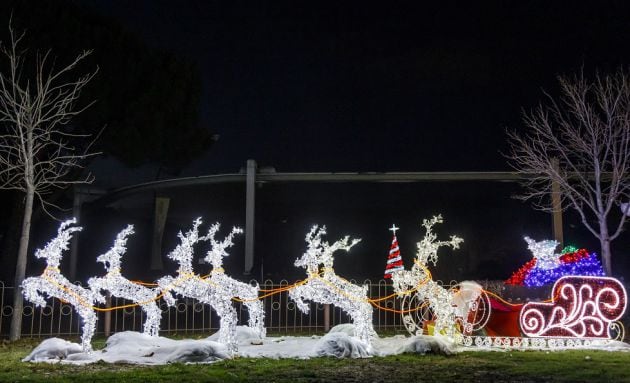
[86,331,230,364]
[399,335,456,355]
[326,323,356,337]
[23,338,83,362]
[315,332,372,358]
[22,329,630,365]
[207,325,263,345]
[23,332,230,365]
[325,323,379,339]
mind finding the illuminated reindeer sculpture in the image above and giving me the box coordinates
[288,225,376,346]
[21,219,104,352]
[203,223,265,339]
[391,215,480,340]
[88,225,163,336]
[157,218,263,353]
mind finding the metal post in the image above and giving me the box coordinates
[324,304,330,332]
[69,186,82,281]
[151,197,170,270]
[551,158,564,248]
[244,160,257,275]
[104,293,112,337]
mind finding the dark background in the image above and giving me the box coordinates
[1,1,630,284]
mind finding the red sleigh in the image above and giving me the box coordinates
[480,276,627,341]
[519,276,627,339]
[409,275,628,344]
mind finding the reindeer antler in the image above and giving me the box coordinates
[321,236,361,268]
[295,225,361,270]
[416,215,463,266]
[96,225,134,271]
[422,215,444,232]
[295,225,326,268]
[204,223,243,267]
[166,217,208,273]
[35,218,82,267]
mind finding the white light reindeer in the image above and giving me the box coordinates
[157,218,263,353]
[288,225,376,346]
[204,223,265,340]
[21,219,104,352]
[88,225,163,336]
[391,215,481,340]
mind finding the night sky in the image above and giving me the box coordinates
[4,1,630,282]
[67,1,630,281]
[86,1,630,174]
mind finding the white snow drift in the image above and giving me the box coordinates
[22,324,628,365]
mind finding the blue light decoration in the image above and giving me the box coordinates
[523,250,605,287]
[506,244,605,287]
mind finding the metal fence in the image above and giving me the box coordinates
[0,279,412,339]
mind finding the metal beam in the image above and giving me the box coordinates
[256,171,523,183]
[89,171,525,208]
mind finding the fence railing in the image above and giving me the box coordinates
[0,279,412,339]
[5,279,586,340]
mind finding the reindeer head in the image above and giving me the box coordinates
[35,218,82,269]
[96,225,134,272]
[295,225,361,274]
[524,236,560,269]
[166,217,208,274]
[203,223,243,269]
[415,215,463,266]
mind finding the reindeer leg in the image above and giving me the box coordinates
[79,307,97,352]
[352,311,369,344]
[142,302,162,337]
[288,286,310,314]
[22,280,48,308]
[243,299,266,339]
[349,302,374,345]
[213,297,238,355]
[238,284,265,339]
[157,278,177,307]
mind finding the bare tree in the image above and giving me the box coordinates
[507,69,630,276]
[0,22,98,341]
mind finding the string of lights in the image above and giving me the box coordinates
[23,218,624,354]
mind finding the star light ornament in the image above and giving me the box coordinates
[390,215,479,340]
[21,219,105,352]
[157,218,265,354]
[288,225,376,348]
[88,225,163,336]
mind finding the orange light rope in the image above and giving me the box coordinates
[482,289,557,308]
[40,265,531,318]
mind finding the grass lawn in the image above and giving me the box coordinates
[2,337,630,382]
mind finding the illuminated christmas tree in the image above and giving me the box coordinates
[384,225,404,279]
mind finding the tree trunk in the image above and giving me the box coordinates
[0,193,24,282]
[599,220,613,276]
[9,189,34,341]
[600,238,613,276]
